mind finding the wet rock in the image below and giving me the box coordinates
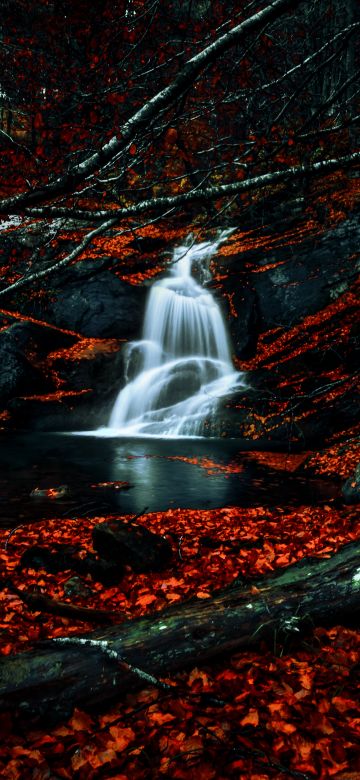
[7,339,127,431]
[7,392,105,432]
[342,464,360,504]
[50,347,124,399]
[157,370,201,407]
[50,262,146,338]
[30,485,70,499]
[63,576,93,599]
[249,219,360,329]
[128,235,169,253]
[122,341,161,382]
[0,324,51,403]
[92,519,172,572]
[225,286,259,359]
[216,366,359,447]
[218,217,360,334]
[0,342,27,402]
[346,321,360,373]
[22,320,77,352]
[0,319,77,359]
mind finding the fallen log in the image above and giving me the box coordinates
[7,584,122,625]
[19,544,123,585]
[0,540,359,723]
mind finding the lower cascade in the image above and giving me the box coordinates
[105,230,244,437]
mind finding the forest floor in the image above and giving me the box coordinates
[0,430,359,780]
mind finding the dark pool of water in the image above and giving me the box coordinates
[0,433,339,528]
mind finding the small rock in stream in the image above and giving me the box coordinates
[30,485,70,499]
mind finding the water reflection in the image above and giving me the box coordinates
[111,440,230,513]
[0,433,338,528]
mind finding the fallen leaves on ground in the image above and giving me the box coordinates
[0,501,359,779]
[304,424,360,478]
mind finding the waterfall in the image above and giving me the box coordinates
[106,230,244,437]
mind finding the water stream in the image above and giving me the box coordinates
[0,433,339,528]
[100,230,244,438]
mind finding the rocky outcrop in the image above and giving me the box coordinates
[7,345,126,432]
[50,260,146,338]
[220,217,360,333]
[0,322,54,403]
[227,286,259,359]
[209,212,360,444]
[0,318,126,430]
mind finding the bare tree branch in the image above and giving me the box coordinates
[20,151,360,223]
[0,217,118,298]
[300,67,360,133]
[257,20,360,94]
[0,0,304,214]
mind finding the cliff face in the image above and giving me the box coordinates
[0,189,358,443]
[221,217,359,353]
[213,212,359,445]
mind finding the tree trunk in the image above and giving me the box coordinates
[0,540,359,724]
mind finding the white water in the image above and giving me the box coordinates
[101,230,244,438]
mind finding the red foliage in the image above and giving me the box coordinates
[0,499,359,778]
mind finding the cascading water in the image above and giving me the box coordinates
[105,230,244,437]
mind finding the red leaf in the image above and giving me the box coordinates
[241,709,259,727]
[33,112,44,129]
[69,708,94,732]
[108,725,135,751]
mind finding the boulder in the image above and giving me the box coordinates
[92,518,172,572]
[50,262,146,338]
[0,318,78,352]
[7,392,111,432]
[0,324,51,403]
[50,347,124,399]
